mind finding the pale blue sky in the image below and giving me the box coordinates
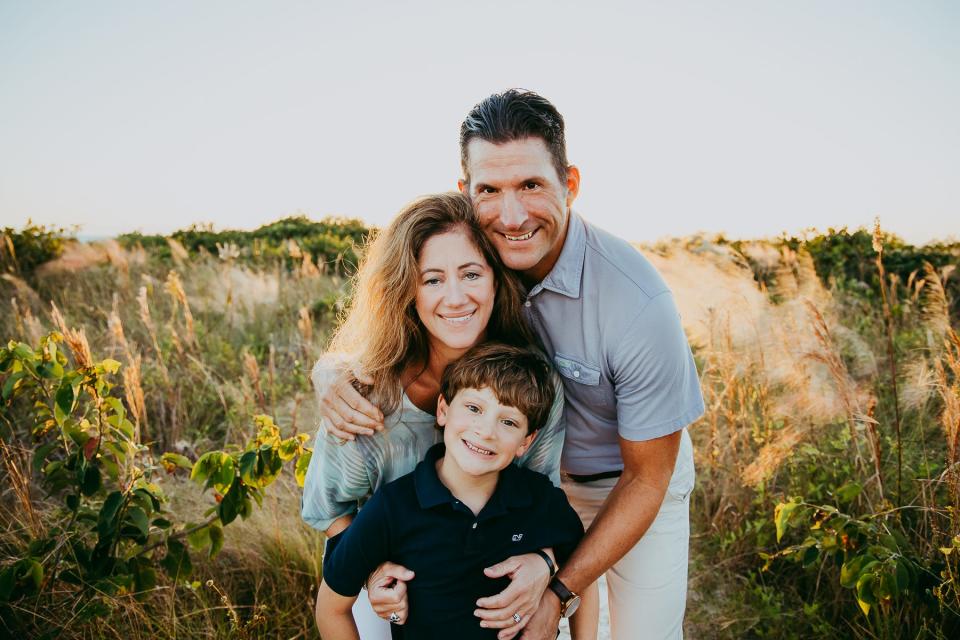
[1,1,957,244]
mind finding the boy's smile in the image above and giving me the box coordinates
[436,387,535,480]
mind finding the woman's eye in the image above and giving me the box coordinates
[464,271,481,280]
[423,278,440,286]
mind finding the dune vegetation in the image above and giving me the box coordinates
[1,218,959,639]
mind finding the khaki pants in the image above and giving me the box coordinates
[561,429,694,640]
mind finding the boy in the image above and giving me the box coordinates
[315,343,585,639]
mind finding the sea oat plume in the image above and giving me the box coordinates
[49,301,93,369]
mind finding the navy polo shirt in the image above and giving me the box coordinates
[322,443,584,639]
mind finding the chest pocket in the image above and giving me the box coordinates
[554,353,601,386]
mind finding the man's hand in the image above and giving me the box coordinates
[319,370,384,440]
[366,561,415,624]
[518,589,561,640]
[475,552,552,639]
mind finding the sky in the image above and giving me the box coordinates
[1,1,958,245]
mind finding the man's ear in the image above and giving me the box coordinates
[457,178,467,194]
[515,431,537,458]
[565,165,581,208]
[436,395,449,427]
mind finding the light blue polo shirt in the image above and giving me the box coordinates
[522,213,704,476]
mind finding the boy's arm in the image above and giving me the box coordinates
[315,580,360,640]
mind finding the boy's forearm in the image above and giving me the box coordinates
[315,582,361,640]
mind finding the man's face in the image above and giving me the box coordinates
[459,137,580,283]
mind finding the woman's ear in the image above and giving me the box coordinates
[436,395,449,427]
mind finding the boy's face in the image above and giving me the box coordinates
[437,386,536,478]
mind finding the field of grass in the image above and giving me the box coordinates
[1,219,959,638]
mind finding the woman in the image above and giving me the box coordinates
[301,192,566,639]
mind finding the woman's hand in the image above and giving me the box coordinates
[366,561,415,624]
[474,552,552,639]
[319,370,385,440]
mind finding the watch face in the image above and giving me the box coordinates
[563,594,582,618]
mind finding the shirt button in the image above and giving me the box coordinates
[524,300,531,307]
[472,522,477,529]
[573,370,580,378]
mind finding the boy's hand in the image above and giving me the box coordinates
[367,561,414,624]
[475,552,551,639]
[320,370,384,439]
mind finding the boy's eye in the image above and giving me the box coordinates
[466,404,480,413]
[501,419,518,428]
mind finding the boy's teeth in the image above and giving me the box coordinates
[464,440,493,455]
[505,230,534,242]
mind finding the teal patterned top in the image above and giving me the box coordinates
[301,356,566,532]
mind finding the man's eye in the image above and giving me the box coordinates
[523,182,540,190]
[479,186,497,194]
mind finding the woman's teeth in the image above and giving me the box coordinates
[505,230,535,242]
[442,312,474,324]
[463,440,494,455]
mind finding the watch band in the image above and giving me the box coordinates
[547,576,580,617]
[533,549,557,577]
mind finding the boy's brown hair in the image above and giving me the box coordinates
[440,343,556,434]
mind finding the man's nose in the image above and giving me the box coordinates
[499,191,528,230]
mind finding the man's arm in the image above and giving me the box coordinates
[314,361,384,439]
[315,580,360,640]
[520,431,681,640]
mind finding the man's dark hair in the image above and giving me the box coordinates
[459,89,568,185]
[440,342,556,434]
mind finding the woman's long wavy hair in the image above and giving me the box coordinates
[327,192,534,416]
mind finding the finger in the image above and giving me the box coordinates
[474,605,520,623]
[483,558,520,579]
[333,390,383,430]
[379,563,415,581]
[379,602,408,622]
[497,623,523,640]
[476,584,520,610]
[338,378,384,425]
[479,612,524,630]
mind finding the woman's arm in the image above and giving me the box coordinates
[315,580,360,640]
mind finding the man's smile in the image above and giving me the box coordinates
[502,229,538,242]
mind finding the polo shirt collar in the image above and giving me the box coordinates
[536,211,586,299]
[414,443,534,514]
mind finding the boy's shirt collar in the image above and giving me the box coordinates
[414,443,533,519]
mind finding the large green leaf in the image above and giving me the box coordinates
[218,477,245,525]
[774,500,801,543]
[98,491,124,538]
[121,507,150,544]
[295,450,312,488]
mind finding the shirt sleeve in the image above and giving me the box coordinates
[612,292,705,441]
[301,355,374,532]
[515,370,565,486]
[322,487,392,597]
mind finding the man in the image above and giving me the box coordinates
[320,89,703,640]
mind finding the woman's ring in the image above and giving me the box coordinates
[512,612,522,624]
[389,612,401,624]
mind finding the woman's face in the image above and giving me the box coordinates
[415,228,496,357]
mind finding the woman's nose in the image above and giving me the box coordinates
[444,279,468,305]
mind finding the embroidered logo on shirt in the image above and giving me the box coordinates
[511,534,524,542]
